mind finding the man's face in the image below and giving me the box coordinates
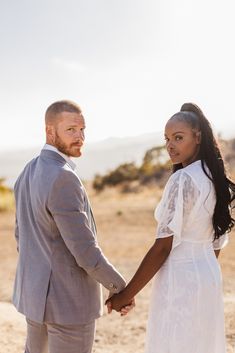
[52,112,86,157]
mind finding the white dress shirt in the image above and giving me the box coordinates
[43,144,76,170]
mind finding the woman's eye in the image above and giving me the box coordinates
[175,135,183,141]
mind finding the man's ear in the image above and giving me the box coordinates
[46,124,55,144]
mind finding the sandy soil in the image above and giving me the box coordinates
[0,186,234,352]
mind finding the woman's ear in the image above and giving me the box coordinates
[196,131,201,144]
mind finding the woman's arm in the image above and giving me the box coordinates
[213,234,228,258]
[106,236,173,312]
[214,249,220,258]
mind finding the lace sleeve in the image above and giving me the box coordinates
[155,171,200,249]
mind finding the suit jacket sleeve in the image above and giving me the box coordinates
[14,216,19,252]
[47,169,126,294]
[13,183,19,252]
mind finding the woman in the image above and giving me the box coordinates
[106,103,235,352]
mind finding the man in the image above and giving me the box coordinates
[13,100,129,353]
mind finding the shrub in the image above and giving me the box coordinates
[0,178,14,212]
[92,146,171,192]
[93,163,139,191]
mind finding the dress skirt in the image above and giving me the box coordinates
[144,241,226,353]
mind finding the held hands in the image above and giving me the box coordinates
[105,291,135,316]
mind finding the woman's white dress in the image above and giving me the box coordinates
[145,160,228,353]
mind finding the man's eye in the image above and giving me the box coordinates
[67,128,75,132]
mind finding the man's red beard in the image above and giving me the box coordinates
[54,132,82,157]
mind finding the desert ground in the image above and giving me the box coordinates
[0,186,234,353]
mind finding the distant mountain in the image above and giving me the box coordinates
[0,132,163,187]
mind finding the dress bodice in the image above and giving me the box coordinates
[155,160,228,250]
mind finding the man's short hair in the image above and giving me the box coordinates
[45,100,82,124]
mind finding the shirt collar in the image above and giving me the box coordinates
[43,144,77,170]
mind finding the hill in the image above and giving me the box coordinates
[0,132,163,187]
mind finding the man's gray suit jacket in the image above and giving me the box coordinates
[13,150,126,325]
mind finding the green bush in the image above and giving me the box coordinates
[93,163,139,191]
[92,145,171,192]
[92,174,104,191]
[0,178,14,212]
[139,146,171,184]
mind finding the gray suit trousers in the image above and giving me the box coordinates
[25,318,96,353]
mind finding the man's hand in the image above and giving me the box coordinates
[120,298,135,316]
[106,292,113,314]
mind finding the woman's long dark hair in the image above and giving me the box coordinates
[171,102,235,238]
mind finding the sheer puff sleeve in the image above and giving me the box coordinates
[154,170,200,250]
[213,233,229,250]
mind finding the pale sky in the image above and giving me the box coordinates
[1,0,235,151]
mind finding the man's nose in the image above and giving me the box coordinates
[75,130,85,140]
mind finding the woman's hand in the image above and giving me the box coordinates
[105,292,135,315]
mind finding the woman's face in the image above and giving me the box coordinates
[164,118,201,167]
